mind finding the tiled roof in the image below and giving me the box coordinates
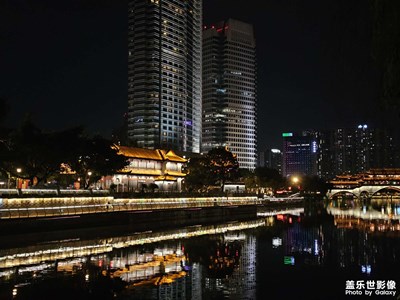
[164,170,186,176]
[119,168,163,176]
[159,149,188,162]
[115,145,187,163]
[154,175,179,181]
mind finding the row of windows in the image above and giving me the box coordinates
[163,99,184,106]
[163,132,178,137]
[227,42,255,52]
[203,122,255,129]
[202,109,255,116]
[223,61,255,69]
[162,80,185,88]
[130,160,162,170]
[162,117,184,124]
[225,100,256,106]
[202,74,255,83]
[224,82,255,89]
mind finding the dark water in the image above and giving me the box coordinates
[1,199,400,300]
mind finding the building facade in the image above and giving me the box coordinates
[202,19,257,169]
[127,0,202,153]
[317,125,399,179]
[259,149,282,173]
[282,132,318,178]
[102,145,187,192]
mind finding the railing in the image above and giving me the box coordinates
[0,195,261,220]
[0,189,257,198]
[0,188,110,198]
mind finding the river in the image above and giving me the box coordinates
[0,198,399,299]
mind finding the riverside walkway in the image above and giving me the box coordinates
[0,189,261,220]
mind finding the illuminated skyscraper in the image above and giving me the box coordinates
[282,132,318,177]
[202,19,257,169]
[127,0,202,152]
[259,148,282,173]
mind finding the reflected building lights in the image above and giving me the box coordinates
[1,202,400,298]
[0,219,265,272]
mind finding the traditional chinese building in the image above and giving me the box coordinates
[101,146,187,192]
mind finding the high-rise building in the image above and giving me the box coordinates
[258,149,282,173]
[127,0,202,152]
[202,19,257,169]
[317,125,399,179]
[282,132,318,178]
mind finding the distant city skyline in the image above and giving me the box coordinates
[1,0,398,151]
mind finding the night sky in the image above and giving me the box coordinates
[0,0,391,150]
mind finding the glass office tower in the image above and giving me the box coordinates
[128,0,202,152]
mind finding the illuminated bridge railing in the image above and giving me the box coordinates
[0,196,261,220]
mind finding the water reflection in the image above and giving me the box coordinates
[1,200,400,299]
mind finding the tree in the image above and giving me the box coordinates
[206,147,240,189]
[184,155,214,191]
[180,147,240,192]
[0,117,84,186]
[148,183,159,192]
[0,116,128,189]
[254,167,285,190]
[241,169,257,190]
[301,175,332,195]
[68,136,128,189]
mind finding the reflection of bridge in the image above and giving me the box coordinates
[326,169,400,199]
[326,206,400,221]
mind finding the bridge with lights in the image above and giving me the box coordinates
[326,169,400,199]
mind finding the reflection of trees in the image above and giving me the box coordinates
[207,241,241,278]
[183,237,241,278]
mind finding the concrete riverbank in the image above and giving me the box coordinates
[0,204,259,235]
[0,189,305,235]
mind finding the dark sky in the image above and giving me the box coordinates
[0,0,387,150]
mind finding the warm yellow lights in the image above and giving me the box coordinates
[291,176,300,184]
[0,219,265,271]
[0,196,261,220]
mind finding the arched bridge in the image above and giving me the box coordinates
[327,185,400,199]
[326,168,400,199]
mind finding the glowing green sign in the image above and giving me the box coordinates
[282,133,293,137]
[284,256,295,265]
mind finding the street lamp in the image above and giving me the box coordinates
[290,176,301,194]
[16,168,22,189]
[6,171,10,189]
[87,171,92,189]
